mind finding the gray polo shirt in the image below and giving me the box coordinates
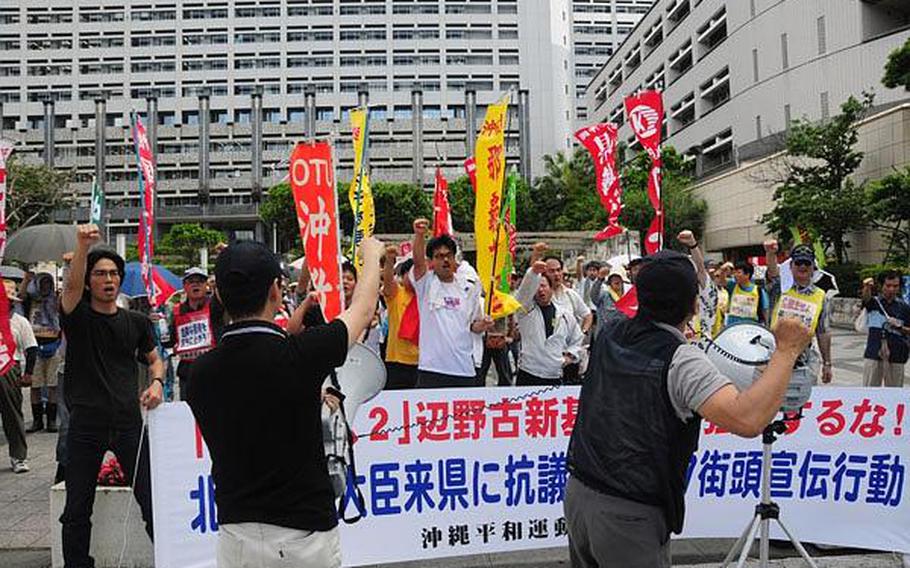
[655,322,732,421]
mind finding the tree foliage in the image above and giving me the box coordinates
[447,171,535,233]
[158,223,226,266]
[760,94,873,264]
[6,156,75,231]
[259,182,297,252]
[866,166,910,266]
[883,37,910,91]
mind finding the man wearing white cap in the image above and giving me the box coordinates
[165,267,224,400]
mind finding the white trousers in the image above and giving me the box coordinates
[217,523,341,568]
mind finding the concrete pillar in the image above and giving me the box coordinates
[357,88,369,110]
[198,94,210,202]
[411,89,424,188]
[518,89,531,182]
[43,99,55,168]
[305,89,316,142]
[116,234,127,259]
[465,90,477,156]
[146,97,159,240]
[94,98,106,196]
[0,101,4,138]
[251,89,263,201]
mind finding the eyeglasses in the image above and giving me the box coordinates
[90,270,121,279]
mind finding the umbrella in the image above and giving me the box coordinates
[5,224,79,264]
[121,262,182,300]
[0,265,25,281]
[604,254,640,271]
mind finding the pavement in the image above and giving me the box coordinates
[0,327,904,567]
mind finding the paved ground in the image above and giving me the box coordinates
[0,327,903,567]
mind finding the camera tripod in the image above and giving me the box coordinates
[721,418,818,568]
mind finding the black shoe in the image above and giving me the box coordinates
[26,403,44,433]
[45,403,57,432]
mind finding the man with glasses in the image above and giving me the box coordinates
[410,218,493,388]
[764,240,834,384]
[59,224,165,568]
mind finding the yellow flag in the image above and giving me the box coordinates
[348,108,375,270]
[473,96,520,319]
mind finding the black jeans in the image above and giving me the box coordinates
[385,362,418,390]
[477,346,513,387]
[60,416,154,568]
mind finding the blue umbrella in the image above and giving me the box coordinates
[121,262,183,299]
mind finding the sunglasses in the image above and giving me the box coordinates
[792,259,813,267]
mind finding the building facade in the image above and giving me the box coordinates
[0,0,652,242]
[584,0,910,258]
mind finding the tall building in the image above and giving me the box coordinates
[0,0,649,242]
[584,0,910,258]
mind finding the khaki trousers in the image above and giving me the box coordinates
[217,523,341,568]
[862,358,906,388]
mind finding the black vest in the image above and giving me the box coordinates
[567,316,702,534]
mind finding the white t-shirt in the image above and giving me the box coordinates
[10,312,38,365]
[552,287,591,327]
[410,268,482,378]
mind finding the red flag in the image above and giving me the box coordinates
[625,90,664,252]
[397,295,420,344]
[614,286,639,318]
[644,212,662,255]
[464,157,478,194]
[290,142,344,321]
[433,168,453,237]
[0,141,12,260]
[574,123,625,241]
[131,114,161,306]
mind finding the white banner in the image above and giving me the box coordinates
[149,387,910,568]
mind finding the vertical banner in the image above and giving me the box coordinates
[131,113,160,306]
[0,139,16,376]
[463,157,478,194]
[348,108,374,271]
[574,123,624,241]
[624,91,664,254]
[473,97,520,319]
[432,167,453,237]
[499,169,518,291]
[89,175,104,225]
[290,142,344,321]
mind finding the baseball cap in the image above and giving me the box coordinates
[214,241,282,304]
[790,244,816,264]
[182,267,208,281]
[635,250,698,323]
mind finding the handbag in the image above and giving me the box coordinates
[853,307,867,334]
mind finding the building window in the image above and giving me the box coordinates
[817,16,826,55]
[780,33,789,70]
[752,48,759,83]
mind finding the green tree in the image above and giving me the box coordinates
[158,223,225,266]
[883,37,910,90]
[6,156,75,231]
[336,181,432,235]
[259,182,297,252]
[866,166,910,265]
[760,94,873,263]
[447,171,535,233]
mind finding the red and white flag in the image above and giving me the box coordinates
[0,140,16,375]
[614,286,639,319]
[131,113,161,305]
[290,142,344,321]
[463,157,478,194]
[625,91,664,254]
[574,123,624,240]
[432,168,453,237]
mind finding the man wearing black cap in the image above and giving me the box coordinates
[187,237,383,568]
[566,250,812,568]
[764,240,833,384]
[163,266,224,400]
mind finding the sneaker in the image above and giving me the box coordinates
[11,459,30,474]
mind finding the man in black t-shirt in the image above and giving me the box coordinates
[59,224,165,568]
[188,238,383,568]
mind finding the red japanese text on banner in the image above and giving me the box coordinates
[574,124,624,241]
[0,140,16,375]
[290,142,344,321]
[131,114,160,305]
[433,168,453,237]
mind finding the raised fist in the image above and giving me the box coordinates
[677,230,696,248]
[531,260,547,275]
[413,218,430,236]
[772,317,812,358]
[385,244,399,258]
[76,224,101,248]
[763,239,779,254]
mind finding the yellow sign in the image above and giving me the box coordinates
[348,107,375,270]
[473,96,521,319]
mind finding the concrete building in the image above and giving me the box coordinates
[584,0,910,259]
[0,0,652,242]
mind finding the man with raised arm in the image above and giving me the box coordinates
[59,224,164,568]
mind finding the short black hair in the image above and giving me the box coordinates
[543,255,563,269]
[733,260,755,277]
[635,250,698,327]
[396,258,414,277]
[427,234,457,258]
[342,260,357,282]
[880,269,903,285]
[84,249,125,290]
